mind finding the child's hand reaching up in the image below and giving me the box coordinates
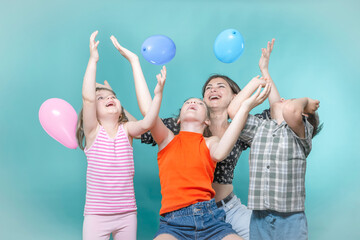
[259,39,275,72]
[96,80,112,90]
[110,35,139,63]
[89,30,100,62]
[154,66,167,96]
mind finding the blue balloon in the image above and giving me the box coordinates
[141,35,176,65]
[213,29,245,63]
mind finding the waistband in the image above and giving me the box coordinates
[216,192,235,208]
[163,199,217,218]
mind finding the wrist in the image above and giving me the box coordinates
[260,68,269,75]
[89,56,98,63]
[128,55,139,63]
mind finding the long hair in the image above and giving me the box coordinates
[76,88,128,150]
[202,74,241,97]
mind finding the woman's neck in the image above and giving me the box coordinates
[209,109,230,137]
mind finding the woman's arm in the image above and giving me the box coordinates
[227,76,267,119]
[210,83,271,162]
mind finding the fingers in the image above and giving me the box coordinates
[271,39,275,51]
[90,30,98,42]
[257,83,271,103]
[161,66,167,79]
[110,35,121,49]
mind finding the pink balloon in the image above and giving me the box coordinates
[39,98,78,149]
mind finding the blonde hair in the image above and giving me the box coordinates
[76,88,128,150]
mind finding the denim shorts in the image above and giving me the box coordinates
[154,199,237,240]
[217,194,252,240]
[250,210,308,240]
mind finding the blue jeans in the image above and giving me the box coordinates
[250,210,308,240]
[218,194,252,240]
[154,199,237,240]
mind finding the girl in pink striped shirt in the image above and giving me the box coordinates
[76,30,166,240]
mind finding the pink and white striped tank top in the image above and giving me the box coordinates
[84,124,136,215]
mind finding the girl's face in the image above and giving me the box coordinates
[179,98,209,124]
[95,90,122,118]
[203,78,236,110]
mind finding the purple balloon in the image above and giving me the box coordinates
[141,35,176,65]
[39,98,78,149]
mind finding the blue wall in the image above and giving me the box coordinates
[1,0,359,239]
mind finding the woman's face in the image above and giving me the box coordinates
[203,77,236,110]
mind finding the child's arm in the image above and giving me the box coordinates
[124,69,167,138]
[111,37,173,148]
[259,39,281,105]
[227,76,267,119]
[82,31,100,144]
[110,36,152,116]
[209,83,271,162]
[283,97,320,138]
[228,39,279,119]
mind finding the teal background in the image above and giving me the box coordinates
[1,0,359,239]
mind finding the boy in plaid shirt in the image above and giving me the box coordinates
[228,39,323,240]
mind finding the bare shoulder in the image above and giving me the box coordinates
[84,123,101,149]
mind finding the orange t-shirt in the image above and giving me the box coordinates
[157,131,216,215]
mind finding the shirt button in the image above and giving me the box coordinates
[267,165,270,169]
[272,134,276,137]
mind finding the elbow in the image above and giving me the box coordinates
[227,105,237,120]
[211,153,224,163]
[141,119,156,132]
[283,104,303,122]
[140,109,148,117]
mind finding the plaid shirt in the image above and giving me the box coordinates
[240,114,313,212]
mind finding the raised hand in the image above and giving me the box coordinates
[250,75,267,88]
[154,66,167,96]
[259,39,275,72]
[110,35,139,63]
[304,98,320,114]
[96,80,113,90]
[242,82,272,111]
[89,30,100,62]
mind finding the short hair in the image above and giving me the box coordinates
[307,112,323,138]
[202,74,241,97]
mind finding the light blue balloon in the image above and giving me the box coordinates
[213,29,245,63]
[141,35,176,65]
